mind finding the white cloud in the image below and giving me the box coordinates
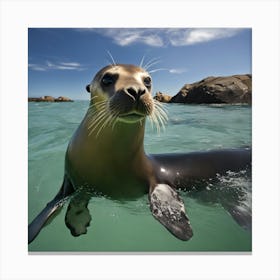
[60,62,81,67]
[78,28,243,47]
[169,68,187,74]
[28,64,47,71]
[148,68,187,74]
[168,28,242,46]
[29,61,85,71]
[104,29,164,47]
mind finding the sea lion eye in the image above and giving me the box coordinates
[101,73,115,86]
[143,77,152,88]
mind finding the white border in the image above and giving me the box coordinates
[1,0,279,280]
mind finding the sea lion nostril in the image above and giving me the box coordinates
[126,87,146,100]
[139,89,146,96]
[127,87,137,97]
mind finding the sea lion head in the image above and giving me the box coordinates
[86,64,156,124]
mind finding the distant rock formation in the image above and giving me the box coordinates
[154,92,172,103]
[28,96,73,102]
[169,74,252,104]
[55,96,73,102]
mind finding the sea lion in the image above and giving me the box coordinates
[28,64,251,244]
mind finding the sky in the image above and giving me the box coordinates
[28,28,252,100]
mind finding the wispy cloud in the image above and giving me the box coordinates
[28,64,47,71]
[167,28,241,46]
[148,68,187,75]
[77,28,243,47]
[99,29,164,47]
[29,61,86,71]
[169,68,187,74]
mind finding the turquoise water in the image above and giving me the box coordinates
[28,101,252,252]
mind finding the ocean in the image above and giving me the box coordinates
[28,101,252,252]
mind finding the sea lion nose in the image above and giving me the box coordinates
[126,87,146,101]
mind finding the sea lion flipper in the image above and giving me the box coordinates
[223,203,252,231]
[65,191,92,237]
[28,176,74,244]
[149,184,193,241]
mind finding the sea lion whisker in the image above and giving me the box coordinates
[90,99,107,107]
[148,68,167,74]
[149,111,161,134]
[95,118,110,137]
[145,60,161,71]
[134,97,168,131]
[88,106,105,118]
[88,106,107,122]
[154,113,163,134]
[96,111,116,137]
[105,105,120,128]
[88,101,107,112]
[89,112,111,137]
[155,111,166,132]
[89,98,105,105]
[143,57,160,70]
[88,100,108,112]
[154,100,168,121]
[106,50,116,66]
[89,96,103,106]
[148,115,154,130]
[87,109,109,131]
[89,109,109,130]
[139,55,146,68]
[109,111,120,131]
[91,102,120,134]
[150,103,167,133]
[90,95,98,101]
[153,100,166,115]
[157,107,168,127]
[111,115,119,131]
[109,113,118,128]
[154,107,168,123]
[108,104,124,131]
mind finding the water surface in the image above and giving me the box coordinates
[28,101,251,252]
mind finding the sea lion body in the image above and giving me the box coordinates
[28,64,251,244]
[65,119,151,197]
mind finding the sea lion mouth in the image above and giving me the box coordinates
[118,111,146,123]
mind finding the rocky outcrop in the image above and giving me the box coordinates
[169,74,252,104]
[55,96,73,102]
[154,92,172,103]
[28,96,73,102]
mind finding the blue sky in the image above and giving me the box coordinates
[28,28,251,100]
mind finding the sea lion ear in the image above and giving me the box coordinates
[149,184,193,241]
[86,84,91,93]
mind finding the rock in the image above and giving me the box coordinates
[28,97,43,102]
[55,96,73,102]
[42,95,55,102]
[154,92,172,103]
[170,74,252,104]
[28,96,73,102]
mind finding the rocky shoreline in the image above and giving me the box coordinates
[28,96,73,102]
[154,74,252,105]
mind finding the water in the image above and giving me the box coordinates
[28,101,252,252]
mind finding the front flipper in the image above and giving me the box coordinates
[65,191,92,237]
[149,184,193,241]
[222,203,252,231]
[28,176,75,244]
